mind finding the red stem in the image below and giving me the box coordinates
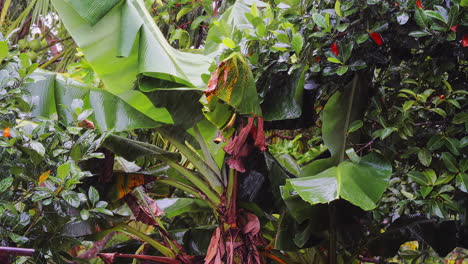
[98,253,182,264]
[0,247,35,257]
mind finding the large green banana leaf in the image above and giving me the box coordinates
[52,0,211,93]
[300,73,368,176]
[283,153,392,211]
[26,70,172,131]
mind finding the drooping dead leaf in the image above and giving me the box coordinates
[124,192,163,226]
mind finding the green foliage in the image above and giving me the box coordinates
[5,0,467,263]
[0,44,113,262]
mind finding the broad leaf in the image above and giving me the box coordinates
[301,73,367,176]
[286,153,391,210]
[25,70,172,131]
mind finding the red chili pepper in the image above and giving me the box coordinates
[369,32,383,46]
[462,34,468,48]
[450,25,458,32]
[315,56,321,62]
[331,42,339,56]
[416,0,423,8]
[3,127,11,138]
[439,95,445,100]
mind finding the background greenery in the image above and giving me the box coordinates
[0,0,467,263]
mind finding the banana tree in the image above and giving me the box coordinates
[20,0,271,263]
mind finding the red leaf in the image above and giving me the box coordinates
[242,213,261,235]
[78,119,95,129]
[124,192,163,226]
[253,117,266,152]
[450,24,458,32]
[98,253,116,264]
[369,32,383,46]
[205,227,223,264]
[416,0,423,9]
[463,34,468,48]
[331,42,339,56]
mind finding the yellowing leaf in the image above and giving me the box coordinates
[38,170,51,185]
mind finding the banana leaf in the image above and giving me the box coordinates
[52,0,211,93]
[25,70,172,131]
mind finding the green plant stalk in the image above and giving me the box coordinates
[158,178,219,211]
[340,74,359,163]
[225,168,236,210]
[0,0,12,26]
[162,158,221,206]
[158,128,225,195]
[6,0,38,37]
[193,124,221,177]
[133,188,180,254]
[121,225,176,259]
[329,74,359,264]
[39,50,65,69]
[158,178,202,199]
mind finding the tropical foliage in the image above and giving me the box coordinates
[0,0,467,264]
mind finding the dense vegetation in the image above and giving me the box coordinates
[0,0,467,263]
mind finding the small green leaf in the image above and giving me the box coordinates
[336,66,348,75]
[403,100,415,111]
[357,34,369,44]
[77,109,93,122]
[88,186,99,205]
[0,177,13,192]
[176,7,193,22]
[57,163,70,180]
[335,0,342,17]
[460,159,468,173]
[453,112,468,124]
[415,8,428,28]
[399,89,417,97]
[80,209,90,220]
[426,10,447,24]
[190,15,208,30]
[456,173,468,193]
[256,23,267,38]
[0,41,8,61]
[312,13,328,29]
[445,138,460,156]
[434,173,454,186]
[427,135,445,150]
[327,57,342,64]
[401,190,415,200]
[420,186,433,198]
[61,190,81,208]
[348,120,363,133]
[222,38,236,49]
[372,127,396,140]
[418,148,432,167]
[430,108,446,117]
[423,169,437,186]
[409,30,432,37]
[94,207,114,215]
[408,171,429,185]
[461,0,468,7]
[25,141,45,157]
[291,33,304,55]
[397,12,409,25]
[345,148,360,163]
[441,152,458,173]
